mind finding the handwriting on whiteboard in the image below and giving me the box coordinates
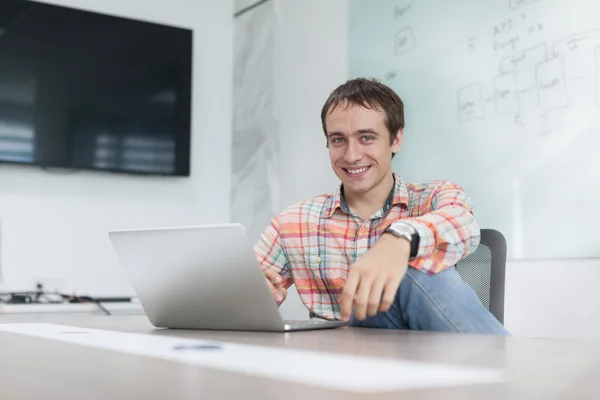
[395,27,416,56]
[510,0,542,9]
[394,2,413,18]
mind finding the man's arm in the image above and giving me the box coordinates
[254,216,294,304]
[339,180,480,321]
[395,180,481,274]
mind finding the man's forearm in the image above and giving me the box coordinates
[394,182,481,274]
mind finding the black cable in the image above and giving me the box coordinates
[0,290,112,315]
[92,299,111,316]
[59,294,112,316]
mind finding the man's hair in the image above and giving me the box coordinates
[320,78,405,148]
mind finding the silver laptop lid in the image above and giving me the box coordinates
[109,223,286,331]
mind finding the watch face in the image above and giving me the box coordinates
[386,226,412,241]
[390,222,415,235]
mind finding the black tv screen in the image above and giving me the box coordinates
[0,0,192,176]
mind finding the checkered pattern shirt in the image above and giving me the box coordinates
[254,173,481,321]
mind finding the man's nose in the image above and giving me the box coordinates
[343,140,362,164]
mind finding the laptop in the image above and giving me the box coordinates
[108,223,347,332]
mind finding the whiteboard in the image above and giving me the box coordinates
[349,0,600,259]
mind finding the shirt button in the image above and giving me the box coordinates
[313,256,322,264]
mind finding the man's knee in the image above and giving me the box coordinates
[399,267,509,335]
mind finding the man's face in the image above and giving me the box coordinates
[325,104,402,196]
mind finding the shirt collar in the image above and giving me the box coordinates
[323,173,410,219]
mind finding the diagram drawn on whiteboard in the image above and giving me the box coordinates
[457,82,485,121]
[458,25,600,130]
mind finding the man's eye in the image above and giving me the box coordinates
[332,137,345,143]
[362,136,374,142]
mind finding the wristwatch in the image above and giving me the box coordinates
[384,222,420,260]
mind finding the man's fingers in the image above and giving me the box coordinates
[264,269,283,286]
[339,270,360,321]
[367,277,386,317]
[353,272,376,321]
[264,278,281,301]
[263,271,287,305]
[379,279,400,313]
[352,283,369,322]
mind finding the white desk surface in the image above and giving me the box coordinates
[0,313,599,399]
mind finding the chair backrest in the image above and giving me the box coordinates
[0,218,3,286]
[455,229,507,324]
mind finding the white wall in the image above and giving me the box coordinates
[271,0,600,340]
[505,259,600,341]
[0,0,233,295]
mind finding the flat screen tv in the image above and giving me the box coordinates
[0,0,192,176]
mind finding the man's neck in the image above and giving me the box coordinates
[343,172,395,220]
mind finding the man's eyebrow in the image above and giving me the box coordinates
[355,129,379,135]
[327,129,380,136]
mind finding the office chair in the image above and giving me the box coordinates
[455,229,507,325]
[0,217,3,286]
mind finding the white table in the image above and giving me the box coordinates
[0,313,598,399]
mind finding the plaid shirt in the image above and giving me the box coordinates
[254,173,481,321]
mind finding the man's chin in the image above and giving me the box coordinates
[340,179,371,194]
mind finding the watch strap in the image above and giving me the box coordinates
[385,222,420,260]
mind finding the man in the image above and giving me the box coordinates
[254,78,509,335]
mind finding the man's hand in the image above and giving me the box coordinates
[339,233,411,322]
[264,269,287,307]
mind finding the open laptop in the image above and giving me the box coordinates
[108,223,347,332]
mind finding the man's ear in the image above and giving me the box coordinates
[391,129,403,154]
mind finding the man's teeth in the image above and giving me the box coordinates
[347,167,369,174]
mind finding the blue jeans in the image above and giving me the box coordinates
[349,267,510,335]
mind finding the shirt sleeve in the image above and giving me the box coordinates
[401,181,481,274]
[253,216,294,289]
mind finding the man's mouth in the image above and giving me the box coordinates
[342,166,371,176]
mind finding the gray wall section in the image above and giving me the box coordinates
[231,1,280,242]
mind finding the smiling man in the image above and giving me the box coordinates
[255,78,509,335]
